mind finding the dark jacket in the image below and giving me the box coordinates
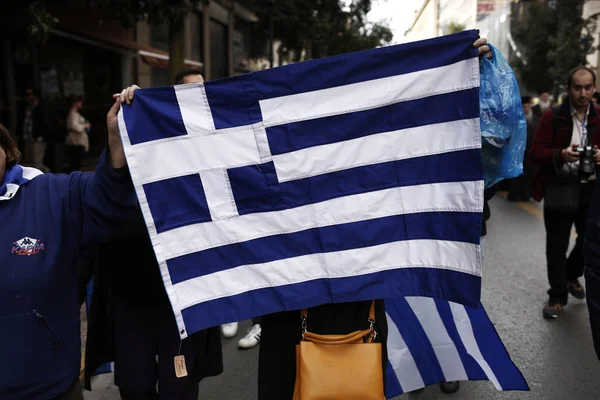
[584,178,600,359]
[17,102,48,141]
[529,101,600,201]
[83,209,223,390]
[482,185,498,237]
[0,151,135,400]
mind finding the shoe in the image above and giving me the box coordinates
[440,381,460,394]
[238,324,261,349]
[542,300,564,319]
[567,279,586,299]
[221,322,238,338]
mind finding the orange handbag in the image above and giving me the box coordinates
[292,301,385,400]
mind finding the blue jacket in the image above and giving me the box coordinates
[0,150,135,399]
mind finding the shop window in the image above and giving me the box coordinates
[210,19,228,79]
[150,22,170,52]
[152,66,171,87]
[190,12,203,62]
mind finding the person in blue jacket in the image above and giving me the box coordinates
[0,85,140,400]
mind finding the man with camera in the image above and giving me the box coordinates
[530,66,600,319]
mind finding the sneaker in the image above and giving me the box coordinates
[542,300,564,319]
[221,322,238,338]
[238,324,261,349]
[567,279,586,299]
[440,381,460,394]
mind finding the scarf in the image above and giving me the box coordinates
[0,164,43,201]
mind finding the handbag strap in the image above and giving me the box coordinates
[300,300,376,339]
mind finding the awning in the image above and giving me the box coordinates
[49,29,203,70]
[138,50,203,70]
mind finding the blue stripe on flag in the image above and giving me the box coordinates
[166,212,482,284]
[266,88,479,155]
[435,300,487,380]
[383,299,529,398]
[464,305,529,390]
[204,30,479,129]
[228,149,482,216]
[143,174,212,233]
[122,86,188,145]
[382,297,446,386]
[179,268,481,337]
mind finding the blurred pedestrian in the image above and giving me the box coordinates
[533,91,552,118]
[17,87,49,171]
[65,95,91,172]
[0,86,138,400]
[507,95,538,201]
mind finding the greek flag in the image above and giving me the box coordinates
[384,297,528,397]
[118,30,484,338]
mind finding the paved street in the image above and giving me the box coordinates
[85,194,600,400]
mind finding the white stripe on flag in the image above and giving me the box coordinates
[259,58,479,128]
[449,302,502,390]
[130,125,262,185]
[406,297,469,382]
[157,180,484,260]
[273,118,480,182]
[172,239,480,310]
[199,169,239,220]
[385,312,425,392]
[252,122,272,161]
[174,83,216,135]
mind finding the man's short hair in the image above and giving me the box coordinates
[0,123,21,168]
[521,95,532,104]
[174,69,203,85]
[566,66,597,87]
[25,87,40,98]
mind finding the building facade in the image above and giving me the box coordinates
[1,0,258,158]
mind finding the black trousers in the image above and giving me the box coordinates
[544,184,592,303]
[51,379,83,400]
[113,299,206,400]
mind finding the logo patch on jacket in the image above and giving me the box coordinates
[12,237,45,256]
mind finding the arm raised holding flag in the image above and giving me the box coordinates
[0,86,139,400]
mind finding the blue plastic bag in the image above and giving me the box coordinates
[479,44,527,188]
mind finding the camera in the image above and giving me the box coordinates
[577,145,596,181]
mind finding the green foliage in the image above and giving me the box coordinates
[0,1,59,43]
[447,22,466,34]
[238,0,393,62]
[28,1,59,43]
[513,0,599,93]
[88,0,203,27]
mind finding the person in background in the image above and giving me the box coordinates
[65,95,90,172]
[507,95,538,202]
[175,69,204,85]
[533,91,552,118]
[84,72,223,400]
[173,68,263,348]
[17,87,49,171]
[257,37,494,400]
[530,66,600,319]
[0,86,137,400]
